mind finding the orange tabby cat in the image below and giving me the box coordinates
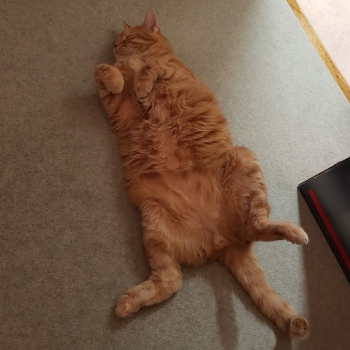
[94,10,309,339]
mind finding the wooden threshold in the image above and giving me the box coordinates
[287,0,350,103]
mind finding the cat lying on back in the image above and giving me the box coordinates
[94,10,309,340]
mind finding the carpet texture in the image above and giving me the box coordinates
[1,1,349,349]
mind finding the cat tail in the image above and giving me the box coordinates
[223,244,309,340]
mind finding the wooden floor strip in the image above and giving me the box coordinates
[287,0,350,103]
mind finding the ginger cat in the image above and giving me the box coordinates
[94,10,309,340]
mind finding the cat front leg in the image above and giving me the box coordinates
[94,63,129,121]
[133,65,158,99]
[129,57,158,99]
[94,63,124,95]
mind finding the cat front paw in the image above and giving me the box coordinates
[95,64,124,94]
[133,81,153,99]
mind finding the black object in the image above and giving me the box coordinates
[298,157,350,283]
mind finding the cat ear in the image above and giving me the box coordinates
[142,10,159,33]
[123,21,131,32]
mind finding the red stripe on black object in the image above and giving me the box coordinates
[308,188,350,270]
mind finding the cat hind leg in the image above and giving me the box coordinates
[116,201,183,318]
[115,240,182,318]
[223,244,309,339]
[247,198,309,245]
[234,146,309,245]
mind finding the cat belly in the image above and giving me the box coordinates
[139,170,228,265]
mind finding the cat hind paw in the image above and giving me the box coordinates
[115,294,140,318]
[278,223,309,245]
[289,316,309,340]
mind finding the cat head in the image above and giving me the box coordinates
[113,10,171,59]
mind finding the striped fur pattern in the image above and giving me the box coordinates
[94,10,309,340]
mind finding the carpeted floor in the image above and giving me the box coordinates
[1,1,349,349]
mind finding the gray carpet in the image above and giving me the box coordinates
[1,1,349,349]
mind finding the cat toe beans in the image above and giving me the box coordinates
[289,316,309,340]
[95,64,124,94]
